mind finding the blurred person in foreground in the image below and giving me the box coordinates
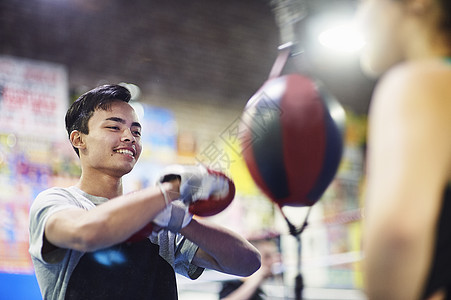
[356,0,451,299]
[219,238,282,300]
[28,84,260,299]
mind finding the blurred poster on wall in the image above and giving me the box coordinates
[0,55,68,139]
[0,56,69,275]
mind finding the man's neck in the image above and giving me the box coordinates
[77,171,123,199]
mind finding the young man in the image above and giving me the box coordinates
[29,84,261,299]
[356,0,451,299]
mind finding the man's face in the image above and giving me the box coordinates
[356,0,405,77]
[79,100,142,177]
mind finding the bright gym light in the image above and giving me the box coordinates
[318,21,365,53]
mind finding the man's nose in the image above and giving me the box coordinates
[121,128,135,143]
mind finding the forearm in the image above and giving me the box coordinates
[364,222,434,299]
[84,184,170,246]
[46,182,179,251]
[180,218,261,276]
[363,183,439,299]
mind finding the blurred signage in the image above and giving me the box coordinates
[0,55,68,139]
[0,56,69,275]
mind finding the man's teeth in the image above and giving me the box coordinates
[116,149,134,156]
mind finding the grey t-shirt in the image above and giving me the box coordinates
[29,186,203,300]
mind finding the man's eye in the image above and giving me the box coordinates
[133,131,141,136]
[107,126,119,130]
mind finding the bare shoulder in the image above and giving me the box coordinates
[371,59,451,122]
[368,59,451,181]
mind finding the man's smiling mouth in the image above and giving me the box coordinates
[115,149,135,157]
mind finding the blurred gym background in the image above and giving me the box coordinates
[0,0,374,299]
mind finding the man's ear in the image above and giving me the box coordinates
[407,0,432,15]
[70,130,86,152]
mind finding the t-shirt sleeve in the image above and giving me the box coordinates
[174,234,204,280]
[28,188,90,263]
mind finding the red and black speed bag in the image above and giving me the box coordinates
[240,74,345,207]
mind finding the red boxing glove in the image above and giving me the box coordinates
[188,168,236,217]
[158,164,236,217]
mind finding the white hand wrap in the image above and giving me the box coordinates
[153,200,192,232]
[158,164,230,205]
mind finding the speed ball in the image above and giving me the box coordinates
[240,74,345,207]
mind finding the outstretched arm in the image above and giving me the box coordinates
[43,181,180,253]
[180,218,261,277]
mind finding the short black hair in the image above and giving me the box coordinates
[65,84,132,156]
[439,0,451,41]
